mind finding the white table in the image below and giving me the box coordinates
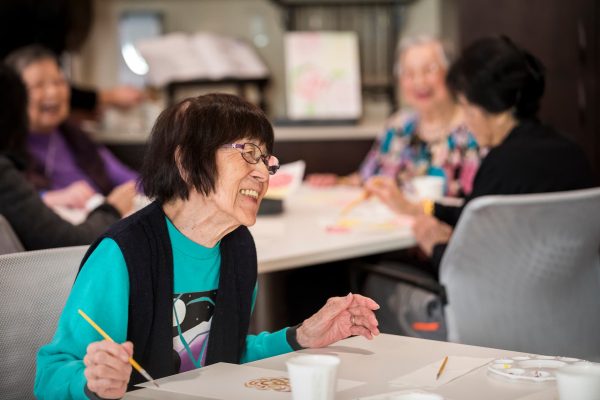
[250,185,416,330]
[124,334,558,400]
[251,185,416,274]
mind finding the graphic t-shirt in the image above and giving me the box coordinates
[167,217,221,372]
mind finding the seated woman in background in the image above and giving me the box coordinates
[5,45,138,210]
[307,36,481,198]
[366,36,596,271]
[35,93,380,399]
[0,64,135,250]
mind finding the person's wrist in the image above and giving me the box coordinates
[286,324,307,350]
[84,384,114,400]
[401,199,423,216]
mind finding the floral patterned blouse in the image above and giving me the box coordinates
[359,112,483,197]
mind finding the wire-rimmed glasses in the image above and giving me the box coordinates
[222,143,280,175]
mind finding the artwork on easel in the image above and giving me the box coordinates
[284,31,362,122]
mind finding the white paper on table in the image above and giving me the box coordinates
[52,194,150,224]
[389,356,494,389]
[52,193,105,225]
[136,362,364,399]
[264,160,306,200]
[355,389,455,400]
[514,388,558,400]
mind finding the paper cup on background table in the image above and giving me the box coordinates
[286,354,340,400]
[556,363,600,400]
[411,176,445,201]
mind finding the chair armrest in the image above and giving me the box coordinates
[358,262,447,305]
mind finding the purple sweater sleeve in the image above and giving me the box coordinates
[97,147,138,186]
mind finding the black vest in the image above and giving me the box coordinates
[78,202,257,389]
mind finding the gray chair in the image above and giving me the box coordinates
[440,187,600,359]
[0,215,24,255]
[0,245,88,400]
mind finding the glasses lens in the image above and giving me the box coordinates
[241,143,261,164]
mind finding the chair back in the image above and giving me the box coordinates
[440,188,600,359]
[0,246,88,399]
[0,215,24,255]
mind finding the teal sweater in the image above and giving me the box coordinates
[35,218,292,399]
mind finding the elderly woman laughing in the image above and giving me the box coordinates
[34,93,380,400]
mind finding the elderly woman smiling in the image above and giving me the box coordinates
[34,94,380,400]
[307,36,481,198]
[5,45,138,210]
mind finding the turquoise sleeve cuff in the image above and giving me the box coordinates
[242,328,294,363]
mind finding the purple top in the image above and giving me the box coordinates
[27,129,138,193]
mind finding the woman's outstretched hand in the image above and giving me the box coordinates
[295,293,380,348]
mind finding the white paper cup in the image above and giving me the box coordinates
[411,176,445,201]
[286,354,340,400]
[556,363,600,400]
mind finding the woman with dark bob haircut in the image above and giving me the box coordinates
[365,36,595,273]
[35,93,380,399]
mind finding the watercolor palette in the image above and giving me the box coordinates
[487,355,583,382]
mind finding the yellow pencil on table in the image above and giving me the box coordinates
[77,309,160,388]
[340,190,370,215]
[436,356,449,380]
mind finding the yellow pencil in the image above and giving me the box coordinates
[436,356,449,380]
[341,191,370,215]
[78,309,159,388]
[340,176,389,215]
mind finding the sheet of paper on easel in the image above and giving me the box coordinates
[284,31,362,121]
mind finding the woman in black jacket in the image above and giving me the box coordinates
[0,64,131,250]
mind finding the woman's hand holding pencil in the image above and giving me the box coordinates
[341,176,392,215]
[78,309,159,398]
[363,176,422,216]
[83,340,134,399]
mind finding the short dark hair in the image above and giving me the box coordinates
[446,36,545,119]
[4,44,59,74]
[0,64,28,157]
[141,93,274,203]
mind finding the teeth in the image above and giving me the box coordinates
[240,189,259,199]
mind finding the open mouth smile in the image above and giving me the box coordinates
[239,189,259,199]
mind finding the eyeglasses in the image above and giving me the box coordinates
[222,143,280,175]
[399,62,443,81]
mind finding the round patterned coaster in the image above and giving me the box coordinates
[244,377,291,392]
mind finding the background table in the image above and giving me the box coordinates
[252,185,415,274]
[251,185,415,330]
[124,334,559,400]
